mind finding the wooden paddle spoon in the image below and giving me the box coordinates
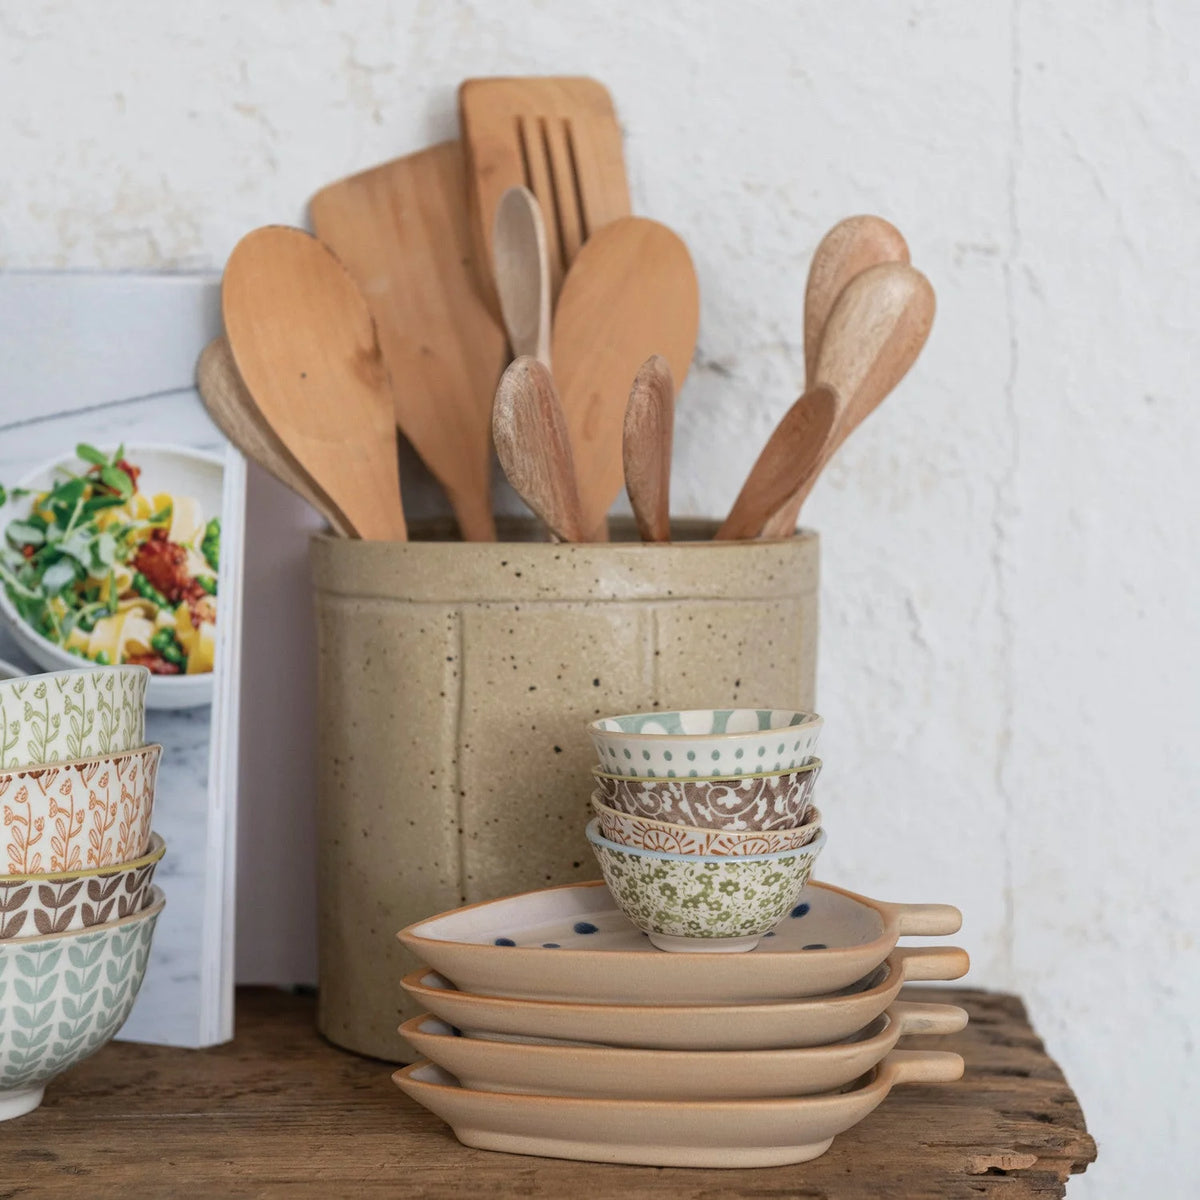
[761,262,935,538]
[552,217,699,540]
[622,355,675,543]
[493,357,586,542]
[222,225,407,541]
[493,186,552,367]
[716,385,838,541]
[196,336,355,537]
[803,215,910,386]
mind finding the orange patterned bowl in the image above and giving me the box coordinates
[591,794,821,856]
[0,745,160,874]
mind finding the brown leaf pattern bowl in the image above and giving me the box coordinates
[0,832,165,939]
[592,795,822,856]
[592,760,821,831]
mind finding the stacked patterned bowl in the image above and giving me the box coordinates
[586,708,826,951]
[0,663,165,1122]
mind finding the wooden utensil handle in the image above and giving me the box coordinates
[889,1000,970,1037]
[880,1049,966,1086]
[886,901,963,936]
[892,945,970,981]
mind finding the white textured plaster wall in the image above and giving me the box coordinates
[2,2,1197,1195]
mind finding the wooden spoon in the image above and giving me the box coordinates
[622,355,675,543]
[803,215,910,386]
[493,186,552,367]
[552,217,699,539]
[493,356,586,542]
[222,225,407,542]
[715,385,838,540]
[196,336,355,537]
[761,262,935,537]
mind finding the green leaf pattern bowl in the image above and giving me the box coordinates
[586,820,826,952]
[0,666,148,771]
[0,887,163,1122]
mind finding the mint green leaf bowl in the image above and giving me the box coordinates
[586,820,826,953]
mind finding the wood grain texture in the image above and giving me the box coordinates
[552,217,699,539]
[493,357,586,542]
[0,987,1094,1198]
[460,76,631,305]
[197,336,354,537]
[222,225,406,542]
[803,215,911,386]
[309,142,507,542]
[493,186,552,367]
[623,355,675,543]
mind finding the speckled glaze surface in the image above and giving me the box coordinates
[587,821,825,948]
[588,708,822,778]
[0,666,148,771]
[592,759,820,830]
[0,745,160,874]
[311,518,819,1059]
[592,795,820,855]
[0,833,164,938]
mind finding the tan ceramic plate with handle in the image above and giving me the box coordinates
[400,945,969,1051]
[399,999,967,1099]
[397,880,961,1004]
[393,1048,965,1168]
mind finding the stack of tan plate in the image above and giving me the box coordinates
[394,878,969,1167]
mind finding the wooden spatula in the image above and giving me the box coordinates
[460,76,630,303]
[552,217,699,540]
[493,357,586,543]
[493,186,552,367]
[623,355,675,543]
[221,225,407,542]
[197,336,354,537]
[310,141,507,542]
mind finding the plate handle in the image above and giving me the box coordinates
[889,1000,970,1036]
[881,901,962,936]
[879,1048,965,1087]
[892,944,970,981]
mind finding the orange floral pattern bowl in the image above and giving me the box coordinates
[0,745,160,875]
[592,795,821,856]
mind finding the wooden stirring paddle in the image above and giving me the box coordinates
[222,225,407,542]
[493,357,586,543]
[493,186,552,367]
[622,355,675,543]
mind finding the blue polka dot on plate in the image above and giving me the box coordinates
[763,931,776,937]
[790,902,810,918]
[542,942,561,949]
[803,943,827,950]
[573,922,599,935]
[494,937,516,946]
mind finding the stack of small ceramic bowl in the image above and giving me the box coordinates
[586,708,826,952]
[0,662,166,1122]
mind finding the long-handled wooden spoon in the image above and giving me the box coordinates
[197,336,355,536]
[803,215,910,386]
[493,356,586,542]
[493,186,551,367]
[716,385,839,540]
[760,262,935,538]
[622,355,675,543]
[222,225,407,542]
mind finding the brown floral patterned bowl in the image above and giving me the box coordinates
[592,795,821,856]
[591,759,821,831]
[0,832,165,939]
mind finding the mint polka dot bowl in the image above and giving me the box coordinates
[586,819,826,953]
[587,708,822,779]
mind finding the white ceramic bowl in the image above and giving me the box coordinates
[588,708,822,778]
[0,444,225,710]
[0,887,163,1121]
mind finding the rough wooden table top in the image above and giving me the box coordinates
[0,986,1095,1199]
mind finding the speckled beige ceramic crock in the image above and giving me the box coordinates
[309,517,818,1060]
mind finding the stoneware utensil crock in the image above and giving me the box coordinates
[392,1048,965,1167]
[399,999,968,1099]
[587,820,826,951]
[400,947,968,1050]
[0,887,164,1121]
[588,708,822,778]
[591,796,820,855]
[0,665,148,771]
[397,879,962,1004]
[0,832,165,938]
[0,744,161,874]
[591,758,820,830]
[313,517,819,1059]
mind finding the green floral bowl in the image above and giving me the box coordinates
[0,886,162,1122]
[586,820,826,953]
